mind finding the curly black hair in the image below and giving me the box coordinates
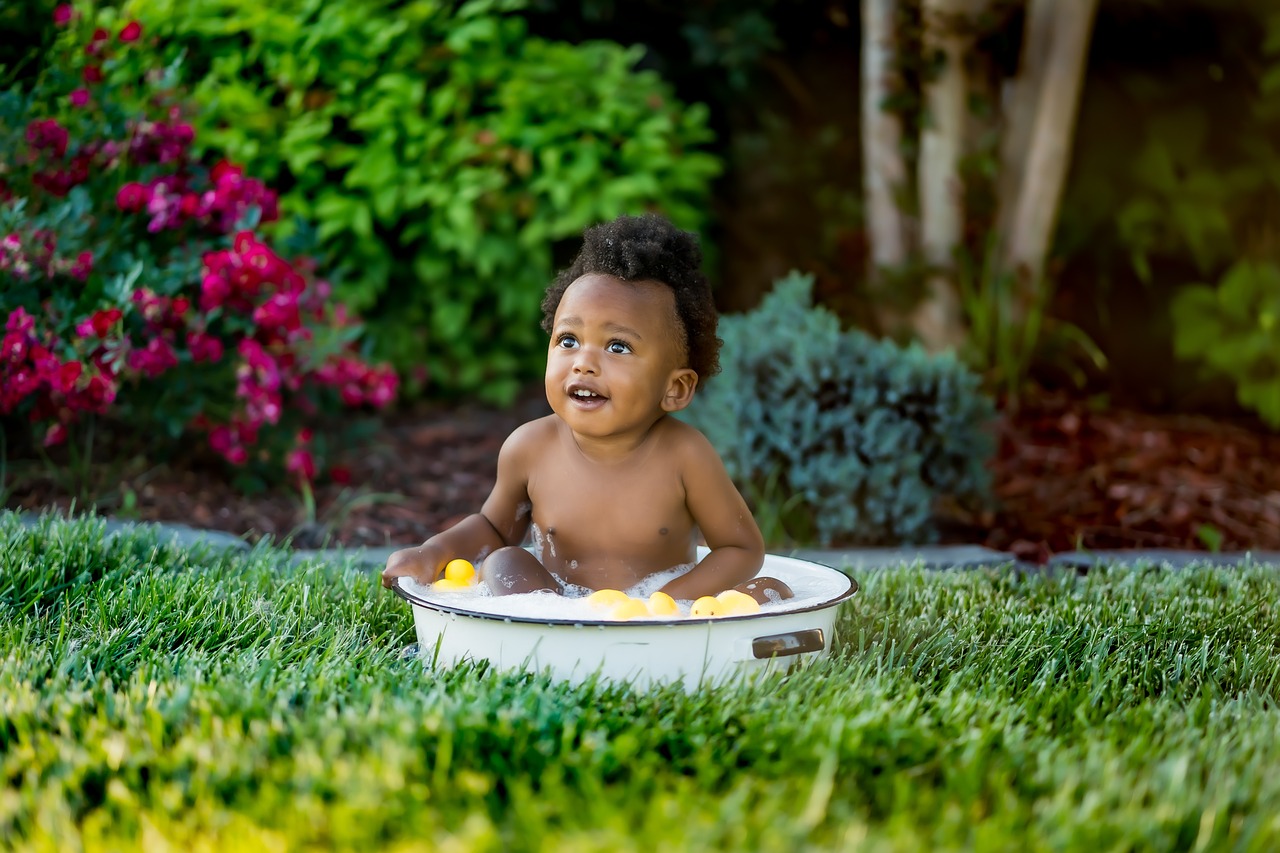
[541,213,721,380]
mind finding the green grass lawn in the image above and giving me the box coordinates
[2,511,1278,852]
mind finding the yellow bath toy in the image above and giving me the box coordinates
[586,589,630,610]
[444,558,476,583]
[648,591,679,617]
[715,589,761,615]
[610,598,651,621]
[689,596,722,618]
[433,578,471,592]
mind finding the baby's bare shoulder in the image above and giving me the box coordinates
[656,417,717,460]
[503,415,560,458]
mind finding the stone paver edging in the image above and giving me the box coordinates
[11,510,1280,574]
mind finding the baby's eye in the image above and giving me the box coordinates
[556,334,579,349]
[607,340,632,354]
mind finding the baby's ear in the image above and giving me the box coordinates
[661,368,699,412]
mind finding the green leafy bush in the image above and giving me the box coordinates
[1164,15,1280,425]
[1171,260,1280,426]
[110,0,721,402]
[682,272,995,546]
[0,10,396,485]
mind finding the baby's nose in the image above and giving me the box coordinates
[572,349,599,374]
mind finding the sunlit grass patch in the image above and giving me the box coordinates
[2,511,1278,851]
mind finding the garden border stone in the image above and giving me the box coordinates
[1048,549,1280,570]
[16,511,250,553]
[14,511,1280,575]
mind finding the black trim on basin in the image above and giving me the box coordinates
[391,568,860,628]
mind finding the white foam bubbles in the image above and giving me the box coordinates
[400,554,853,623]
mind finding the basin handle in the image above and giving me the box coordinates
[751,628,825,659]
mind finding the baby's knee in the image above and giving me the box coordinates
[481,546,557,595]
[483,545,538,570]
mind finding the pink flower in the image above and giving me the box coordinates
[179,192,201,218]
[208,422,252,466]
[237,340,279,381]
[199,272,230,312]
[5,306,35,336]
[186,331,224,363]
[70,251,94,280]
[52,361,83,394]
[25,119,68,158]
[144,179,182,232]
[201,166,279,232]
[366,367,399,407]
[125,337,178,378]
[27,344,60,382]
[286,446,316,482]
[340,384,364,406]
[119,21,142,42]
[2,332,28,364]
[0,365,40,414]
[74,372,117,413]
[53,5,75,25]
[69,89,90,108]
[116,182,148,212]
[209,424,235,454]
[33,169,74,197]
[212,161,244,184]
[253,292,303,342]
[131,288,167,324]
[75,307,122,339]
[43,423,69,447]
[83,65,103,84]
[85,28,109,57]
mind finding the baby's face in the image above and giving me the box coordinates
[545,273,690,441]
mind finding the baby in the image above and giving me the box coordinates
[381,213,791,604]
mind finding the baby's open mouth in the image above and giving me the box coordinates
[568,385,608,404]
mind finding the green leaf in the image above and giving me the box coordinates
[281,113,333,174]
[345,144,398,191]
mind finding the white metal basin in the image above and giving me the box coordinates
[393,550,858,690]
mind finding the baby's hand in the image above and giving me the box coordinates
[381,544,447,589]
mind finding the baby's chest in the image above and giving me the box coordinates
[528,464,691,541]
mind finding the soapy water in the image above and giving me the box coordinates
[400,557,853,622]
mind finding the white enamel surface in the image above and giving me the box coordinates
[398,552,857,691]
[399,549,853,622]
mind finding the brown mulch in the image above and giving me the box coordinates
[8,388,1280,562]
[971,396,1280,562]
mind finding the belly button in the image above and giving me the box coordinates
[659,527,668,535]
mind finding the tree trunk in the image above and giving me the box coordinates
[994,0,1056,244]
[913,0,972,351]
[1001,0,1100,295]
[862,0,909,278]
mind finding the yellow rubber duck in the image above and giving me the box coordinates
[715,589,761,616]
[443,558,476,583]
[610,598,651,621]
[432,577,471,592]
[689,596,722,618]
[648,591,679,617]
[586,589,630,610]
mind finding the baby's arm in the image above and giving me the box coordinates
[381,422,537,588]
[657,429,765,600]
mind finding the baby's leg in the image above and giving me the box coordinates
[481,546,561,596]
[735,576,794,605]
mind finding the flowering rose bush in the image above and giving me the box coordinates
[0,7,398,485]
